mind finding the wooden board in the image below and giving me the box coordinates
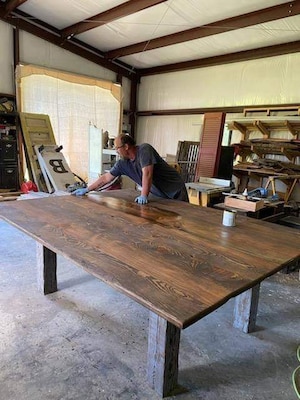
[19,112,57,191]
[224,196,265,212]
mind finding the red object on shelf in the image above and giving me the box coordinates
[21,181,38,193]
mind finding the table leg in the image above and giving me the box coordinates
[233,284,260,333]
[147,312,181,397]
[201,192,208,207]
[36,242,57,294]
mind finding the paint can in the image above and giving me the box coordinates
[222,210,236,227]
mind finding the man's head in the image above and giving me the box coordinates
[114,134,136,160]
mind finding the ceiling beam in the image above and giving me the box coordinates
[0,10,138,80]
[137,40,300,76]
[61,0,168,39]
[105,0,300,60]
[1,1,299,80]
[2,0,27,18]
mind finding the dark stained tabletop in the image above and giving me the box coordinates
[0,189,299,329]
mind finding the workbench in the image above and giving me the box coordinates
[0,189,299,397]
[185,177,232,206]
[233,164,300,202]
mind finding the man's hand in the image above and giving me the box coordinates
[72,188,89,196]
[135,195,148,204]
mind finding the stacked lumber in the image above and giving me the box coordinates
[0,191,22,202]
[234,158,300,176]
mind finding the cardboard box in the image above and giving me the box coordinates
[224,196,264,212]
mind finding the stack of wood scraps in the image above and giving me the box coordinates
[236,138,300,162]
[0,191,22,202]
[234,158,300,175]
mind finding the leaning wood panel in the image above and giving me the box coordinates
[175,141,199,182]
[195,112,225,180]
[19,112,57,191]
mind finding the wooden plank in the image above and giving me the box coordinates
[253,120,270,138]
[0,191,22,196]
[0,196,19,201]
[36,243,57,294]
[198,177,231,187]
[19,112,57,191]
[147,312,180,397]
[224,196,264,212]
[284,120,297,136]
[233,284,260,333]
[232,121,247,138]
[187,188,201,205]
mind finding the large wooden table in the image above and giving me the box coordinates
[0,189,299,397]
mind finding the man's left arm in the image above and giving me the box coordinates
[141,164,153,197]
[135,164,153,204]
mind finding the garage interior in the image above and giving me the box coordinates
[0,1,300,399]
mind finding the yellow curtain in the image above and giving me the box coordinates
[16,64,122,180]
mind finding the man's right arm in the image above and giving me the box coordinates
[72,171,115,196]
[87,172,115,191]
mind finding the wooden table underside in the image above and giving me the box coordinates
[0,189,299,397]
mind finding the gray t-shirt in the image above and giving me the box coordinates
[110,143,186,199]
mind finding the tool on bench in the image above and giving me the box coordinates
[247,187,268,198]
[66,173,87,193]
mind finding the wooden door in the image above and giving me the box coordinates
[195,112,225,181]
[19,112,56,191]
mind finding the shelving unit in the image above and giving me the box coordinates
[88,126,119,183]
[0,106,20,191]
[227,112,300,202]
[101,148,118,174]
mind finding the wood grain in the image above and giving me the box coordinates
[0,189,299,329]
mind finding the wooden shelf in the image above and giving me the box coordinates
[227,117,300,141]
[243,105,300,117]
[235,140,300,162]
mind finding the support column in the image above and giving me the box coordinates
[36,242,57,294]
[147,311,181,397]
[233,284,260,333]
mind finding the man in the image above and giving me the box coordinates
[72,134,189,204]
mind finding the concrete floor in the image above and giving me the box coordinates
[0,219,299,400]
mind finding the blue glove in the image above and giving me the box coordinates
[135,195,148,204]
[72,187,89,196]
